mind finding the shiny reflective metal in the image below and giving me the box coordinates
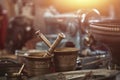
[89,20,120,65]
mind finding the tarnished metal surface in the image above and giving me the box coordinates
[24,51,53,76]
[29,69,119,80]
[54,47,79,72]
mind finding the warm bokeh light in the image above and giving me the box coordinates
[53,0,108,6]
[60,0,106,6]
[53,0,109,12]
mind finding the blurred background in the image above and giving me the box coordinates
[0,0,120,53]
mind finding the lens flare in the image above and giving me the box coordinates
[53,0,108,10]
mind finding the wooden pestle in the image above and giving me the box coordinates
[48,32,65,54]
[35,30,51,47]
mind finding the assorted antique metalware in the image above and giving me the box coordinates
[1,8,120,80]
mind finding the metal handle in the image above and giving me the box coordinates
[35,30,51,47]
[12,64,25,76]
[48,33,65,54]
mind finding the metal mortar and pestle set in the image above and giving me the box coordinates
[35,30,79,72]
[23,30,79,76]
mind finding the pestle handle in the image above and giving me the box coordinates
[35,30,51,47]
[48,33,65,54]
[12,64,25,76]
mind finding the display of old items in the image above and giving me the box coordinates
[1,2,120,79]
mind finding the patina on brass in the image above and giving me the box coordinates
[54,47,79,72]
[25,50,54,76]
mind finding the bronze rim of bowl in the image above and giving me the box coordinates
[25,50,53,59]
[54,47,79,52]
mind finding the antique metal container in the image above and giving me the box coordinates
[89,19,120,65]
[24,50,53,76]
[53,47,79,72]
